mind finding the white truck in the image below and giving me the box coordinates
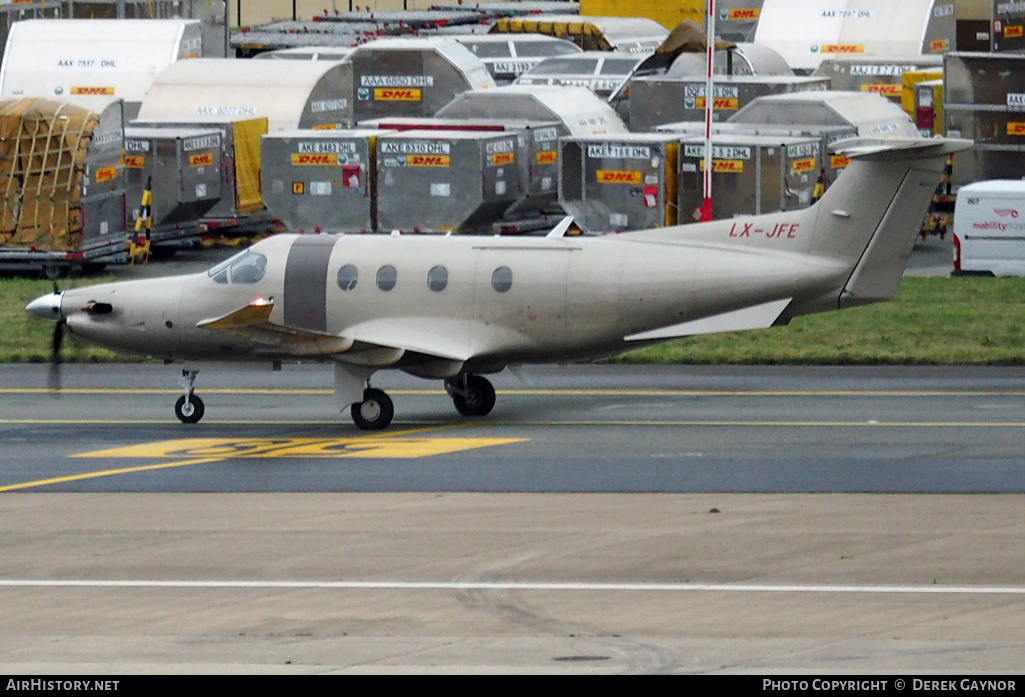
[952,180,1025,276]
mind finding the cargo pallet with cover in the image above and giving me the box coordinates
[0,98,127,273]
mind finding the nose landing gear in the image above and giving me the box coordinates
[350,387,394,430]
[174,369,205,424]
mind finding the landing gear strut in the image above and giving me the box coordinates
[350,387,393,430]
[174,369,205,424]
[445,374,496,417]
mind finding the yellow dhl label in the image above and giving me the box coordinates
[596,169,642,184]
[375,88,421,101]
[831,155,851,169]
[407,155,450,167]
[695,97,739,110]
[792,157,816,174]
[311,124,337,130]
[71,86,115,96]
[1005,25,1024,38]
[491,152,515,166]
[699,160,744,173]
[536,150,557,165]
[1007,122,1025,136]
[94,166,116,183]
[125,155,145,169]
[291,153,337,166]
[930,39,948,52]
[728,8,760,19]
[189,152,215,167]
[861,84,901,97]
[820,45,864,54]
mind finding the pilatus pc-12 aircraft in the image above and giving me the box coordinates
[27,137,969,430]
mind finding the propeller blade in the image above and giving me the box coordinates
[47,321,64,391]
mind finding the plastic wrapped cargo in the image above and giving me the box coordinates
[627,75,830,132]
[436,85,627,136]
[376,129,527,233]
[754,0,956,74]
[136,59,353,132]
[676,134,823,220]
[347,38,496,123]
[0,98,127,270]
[558,133,680,234]
[944,51,1025,185]
[260,129,394,234]
[0,19,203,121]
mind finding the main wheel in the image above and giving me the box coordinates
[451,375,496,417]
[174,394,205,424]
[351,388,394,430]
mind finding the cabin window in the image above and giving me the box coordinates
[491,266,512,293]
[337,264,358,291]
[376,264,397,291]
[427,265,448,292]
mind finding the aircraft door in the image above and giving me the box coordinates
[471,248,569,356]
[283,235,337,331]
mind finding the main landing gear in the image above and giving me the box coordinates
[445,374,496,417]
[174,369,205,424]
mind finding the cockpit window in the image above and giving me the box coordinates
[207,249,267,285]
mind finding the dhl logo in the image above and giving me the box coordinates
[407,155,450,167]
[71,86,115,96]
[189,153,214,168]
[821,45,864,54]
[375,88,421,101]
[125,156,145,169]
[491,152,515,166]
[311,124,338,130]
[831,155,851,169]
[695,97,739,110]
[1007,122,1025,136]
[1005,25,1024,38]
[792,157,816,174]
[291,153,337,166]
[930,39,948,52]
[728,8,759,19]
[861,84,901,97]
[536,150,557,165]
[699,160,744,173]
[94,166,116,183]
[596,169,642,184]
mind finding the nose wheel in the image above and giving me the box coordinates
[351,387,394,430]
[174,369,205,424]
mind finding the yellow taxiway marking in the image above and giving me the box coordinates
[75,436,528,460]
[2,426,525,492]
[3,388,1025,397]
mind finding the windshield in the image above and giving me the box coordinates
[208,249,268,284]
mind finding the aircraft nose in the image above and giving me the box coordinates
[25,292,63,322]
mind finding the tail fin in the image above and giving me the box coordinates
[810,137,972,308]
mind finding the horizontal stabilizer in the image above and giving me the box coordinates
[624,298,792,341]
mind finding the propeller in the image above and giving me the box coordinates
[48,313,65,391]
[27,276,66,391]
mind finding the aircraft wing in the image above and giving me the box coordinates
[196,300,470,365]
[624,298,793,341]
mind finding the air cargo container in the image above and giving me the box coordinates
[0,98,127,271]
[122,126,223,230]
[375,130,526,233]
[676,134,822,220]
[347,38,495,123]
[813,56,942,105]
[911,78,944,137]
[489,15,668,53]
[728,91,921,139]
[754,0,956,74]
[944,52,1025,185]
[452,34,582,84]
[627,75,829,132]
[0,18,202,121]
[261,129,393,234]
[558,133,679,234]
[136,59,352,132]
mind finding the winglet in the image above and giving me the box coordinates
[546,216,575,238]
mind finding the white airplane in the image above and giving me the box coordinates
[26,137,968,430]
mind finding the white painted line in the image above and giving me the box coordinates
[0,580,1023,594]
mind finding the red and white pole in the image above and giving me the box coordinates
[700,0,716,222]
